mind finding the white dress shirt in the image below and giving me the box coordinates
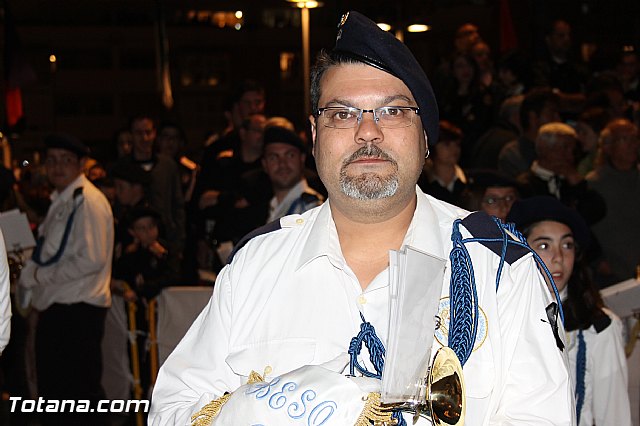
[150,187,574,425]
[20,173,114,310]
[267,179,323,223]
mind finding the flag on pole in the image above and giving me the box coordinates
[499,0,518,53]
[2,0,36,132]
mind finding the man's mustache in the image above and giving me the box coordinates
[343,144,396,167]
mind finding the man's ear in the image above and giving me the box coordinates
[309,115,317,157]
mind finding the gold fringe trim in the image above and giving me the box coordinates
[191,369,267,426]
[191,393,232,426]
[354,392,396,426]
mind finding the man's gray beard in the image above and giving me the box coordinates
[339,145,399,200]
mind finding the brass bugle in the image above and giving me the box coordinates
[381,347,465,426]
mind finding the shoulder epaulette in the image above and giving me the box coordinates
[226,220,282,264]
[460,211,529,265]
[300,191,322,204]
[593,309,612,333]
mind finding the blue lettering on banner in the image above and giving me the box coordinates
[269,382,297,409]
[287,389,316,419]
[246,378,281,399]
[308,401,337,426]
[246,378,336,424]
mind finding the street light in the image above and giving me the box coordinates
[376,20,431,42]
[287,0,322,118]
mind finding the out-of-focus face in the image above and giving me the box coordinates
[480,186,517,222]
[117,130,133,158]
[310,63,426,210]
[575,121,598,153]
[262,143,306,192]
[605,125,640,171]
[433,139,461,166]
[498,68,516,87]
[527,220,575,292]
[114,178,142,207]
[453,56,474,85]
[44,148,84,192]
[546,21,572,56]
[539,134,576,169]
[129,216,159,248]
[87,165,106,182]
[239,114,267,152]
[233,91,266,127]
[471,42,491,70]
[455,24,480,53]
[131,118,156,159]
[156,127,182,158]
[537,102,562,127]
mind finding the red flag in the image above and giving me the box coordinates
[3,0,36,131]
[499,0,518,53]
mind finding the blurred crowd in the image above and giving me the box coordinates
[0,17,638,425]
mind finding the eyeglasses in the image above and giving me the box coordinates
[316,106,420,129]
[482,195,516,206]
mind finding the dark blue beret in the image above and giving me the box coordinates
[506,196,590,248]
[331,11,439,144]
[44,133,90,158]
[263,126,305,152]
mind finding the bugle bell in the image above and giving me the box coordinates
[381,347,465,426]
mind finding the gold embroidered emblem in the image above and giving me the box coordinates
[434,296,488,351]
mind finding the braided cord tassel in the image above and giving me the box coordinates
[448,219,479,366]
[348,313,408,424]
[349,312,386,378]
[575,330,587,425]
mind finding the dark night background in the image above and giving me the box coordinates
[1,0,639,162]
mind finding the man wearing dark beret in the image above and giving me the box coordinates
[151,12,572,426]
[261,125,324,222]
[18,133,114,424]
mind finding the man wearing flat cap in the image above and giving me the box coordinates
[262,125,323,223]
[151,12,572,426]
[19,133,114,424]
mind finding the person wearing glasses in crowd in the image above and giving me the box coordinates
[150,11,572,425]
[507,196,632,426]
[463,169,521,222]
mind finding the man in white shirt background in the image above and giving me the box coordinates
[18,133,114,425]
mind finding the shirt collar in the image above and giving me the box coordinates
[50,173,87,203]
[430,165,467,191]
[269,179,307,211]
[530,160,556,180]
[295,186,446,271]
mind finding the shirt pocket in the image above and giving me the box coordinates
[226,338,316,380]
[462,343,495,399]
